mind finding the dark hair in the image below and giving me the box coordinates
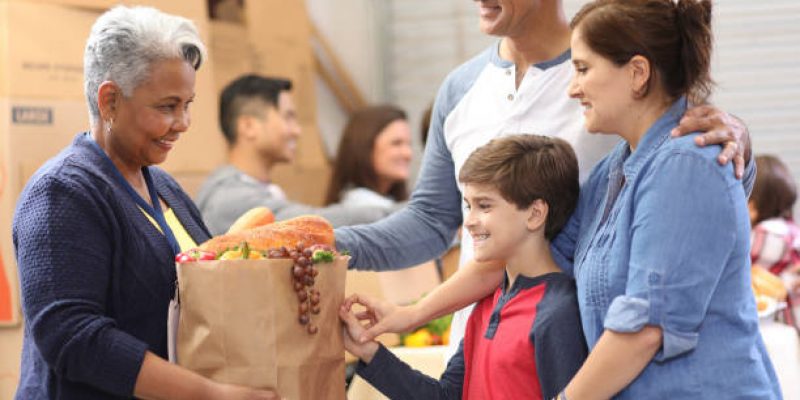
[459,134,580,240]
[571,0,713,104]
[752,155,797,224]
[218,74,292,145]
[325,105,409,204]
[420,102,433,146]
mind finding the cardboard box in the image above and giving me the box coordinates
[245,6,317,127]
[0,2,216,396]
[0,0,209,98]
[1,1,97,100]
[25,0,208,20]
[271,163,331,207]
[210,20,254,94]
[241,0,330,205]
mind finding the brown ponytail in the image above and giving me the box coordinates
[571,0,714,104]
[675,0,713,104]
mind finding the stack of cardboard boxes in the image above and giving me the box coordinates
[0,0,328,396]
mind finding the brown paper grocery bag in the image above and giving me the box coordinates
[175,257,348,400]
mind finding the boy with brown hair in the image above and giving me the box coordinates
[340,134,587,399]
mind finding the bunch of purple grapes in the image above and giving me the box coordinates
[267,242,330,335]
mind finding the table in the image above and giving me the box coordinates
[761,321,800,399]
[347,345,448,400]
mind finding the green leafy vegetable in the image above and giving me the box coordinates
[311,250,334,264]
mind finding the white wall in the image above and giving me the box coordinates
[384,0,492,180]
[306,0,386,158]
[708,1,800,215]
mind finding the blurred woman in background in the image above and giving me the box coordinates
[327,105,441,306]
[325,105,411,209]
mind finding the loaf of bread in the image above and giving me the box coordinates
[227,207,275,234]
[751,266,787,300]
[200,215,334,254]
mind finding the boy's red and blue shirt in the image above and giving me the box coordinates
[357,272,587,399]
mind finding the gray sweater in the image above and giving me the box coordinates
[195,165,397,235]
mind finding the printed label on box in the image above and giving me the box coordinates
[12,107,53,125]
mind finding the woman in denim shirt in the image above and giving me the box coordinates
[552,0,781,398]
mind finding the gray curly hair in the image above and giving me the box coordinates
[83,6,207,122]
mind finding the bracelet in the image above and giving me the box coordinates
[559,391,569,400]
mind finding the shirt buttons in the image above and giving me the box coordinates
[506,69,512,76]
[507,94,514,101]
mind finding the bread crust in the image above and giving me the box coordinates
[200,215,334,253]
[226,207,276,234]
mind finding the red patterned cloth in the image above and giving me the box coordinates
[750,217,800,276]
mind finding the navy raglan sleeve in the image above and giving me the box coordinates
[356,342,465,399]
[531,280,588,399]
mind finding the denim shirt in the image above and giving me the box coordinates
[552,98,782,399]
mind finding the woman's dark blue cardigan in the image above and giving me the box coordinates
[13,133,210,399]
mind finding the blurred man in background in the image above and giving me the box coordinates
[197,74,395,235]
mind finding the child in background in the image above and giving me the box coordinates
[750,154,800,324]
[340,134,587,399]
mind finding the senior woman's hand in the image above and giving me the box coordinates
[135,352,281,400]
[210,383,280,400]
[671,104,750,178]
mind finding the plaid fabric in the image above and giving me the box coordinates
[750,217,800,276]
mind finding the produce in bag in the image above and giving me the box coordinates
[172,215,347,399]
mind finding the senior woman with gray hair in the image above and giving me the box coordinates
[12,6,277,400]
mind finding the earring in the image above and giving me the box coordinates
[106,117,114,136]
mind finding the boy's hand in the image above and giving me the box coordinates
[670,104,750,178]
[342,294,421,343]
[342,293,397,329]
[339,305,379,363]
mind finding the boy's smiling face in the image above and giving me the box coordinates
[463,183,533,263]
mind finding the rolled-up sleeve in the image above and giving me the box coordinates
[603,151,738,361]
